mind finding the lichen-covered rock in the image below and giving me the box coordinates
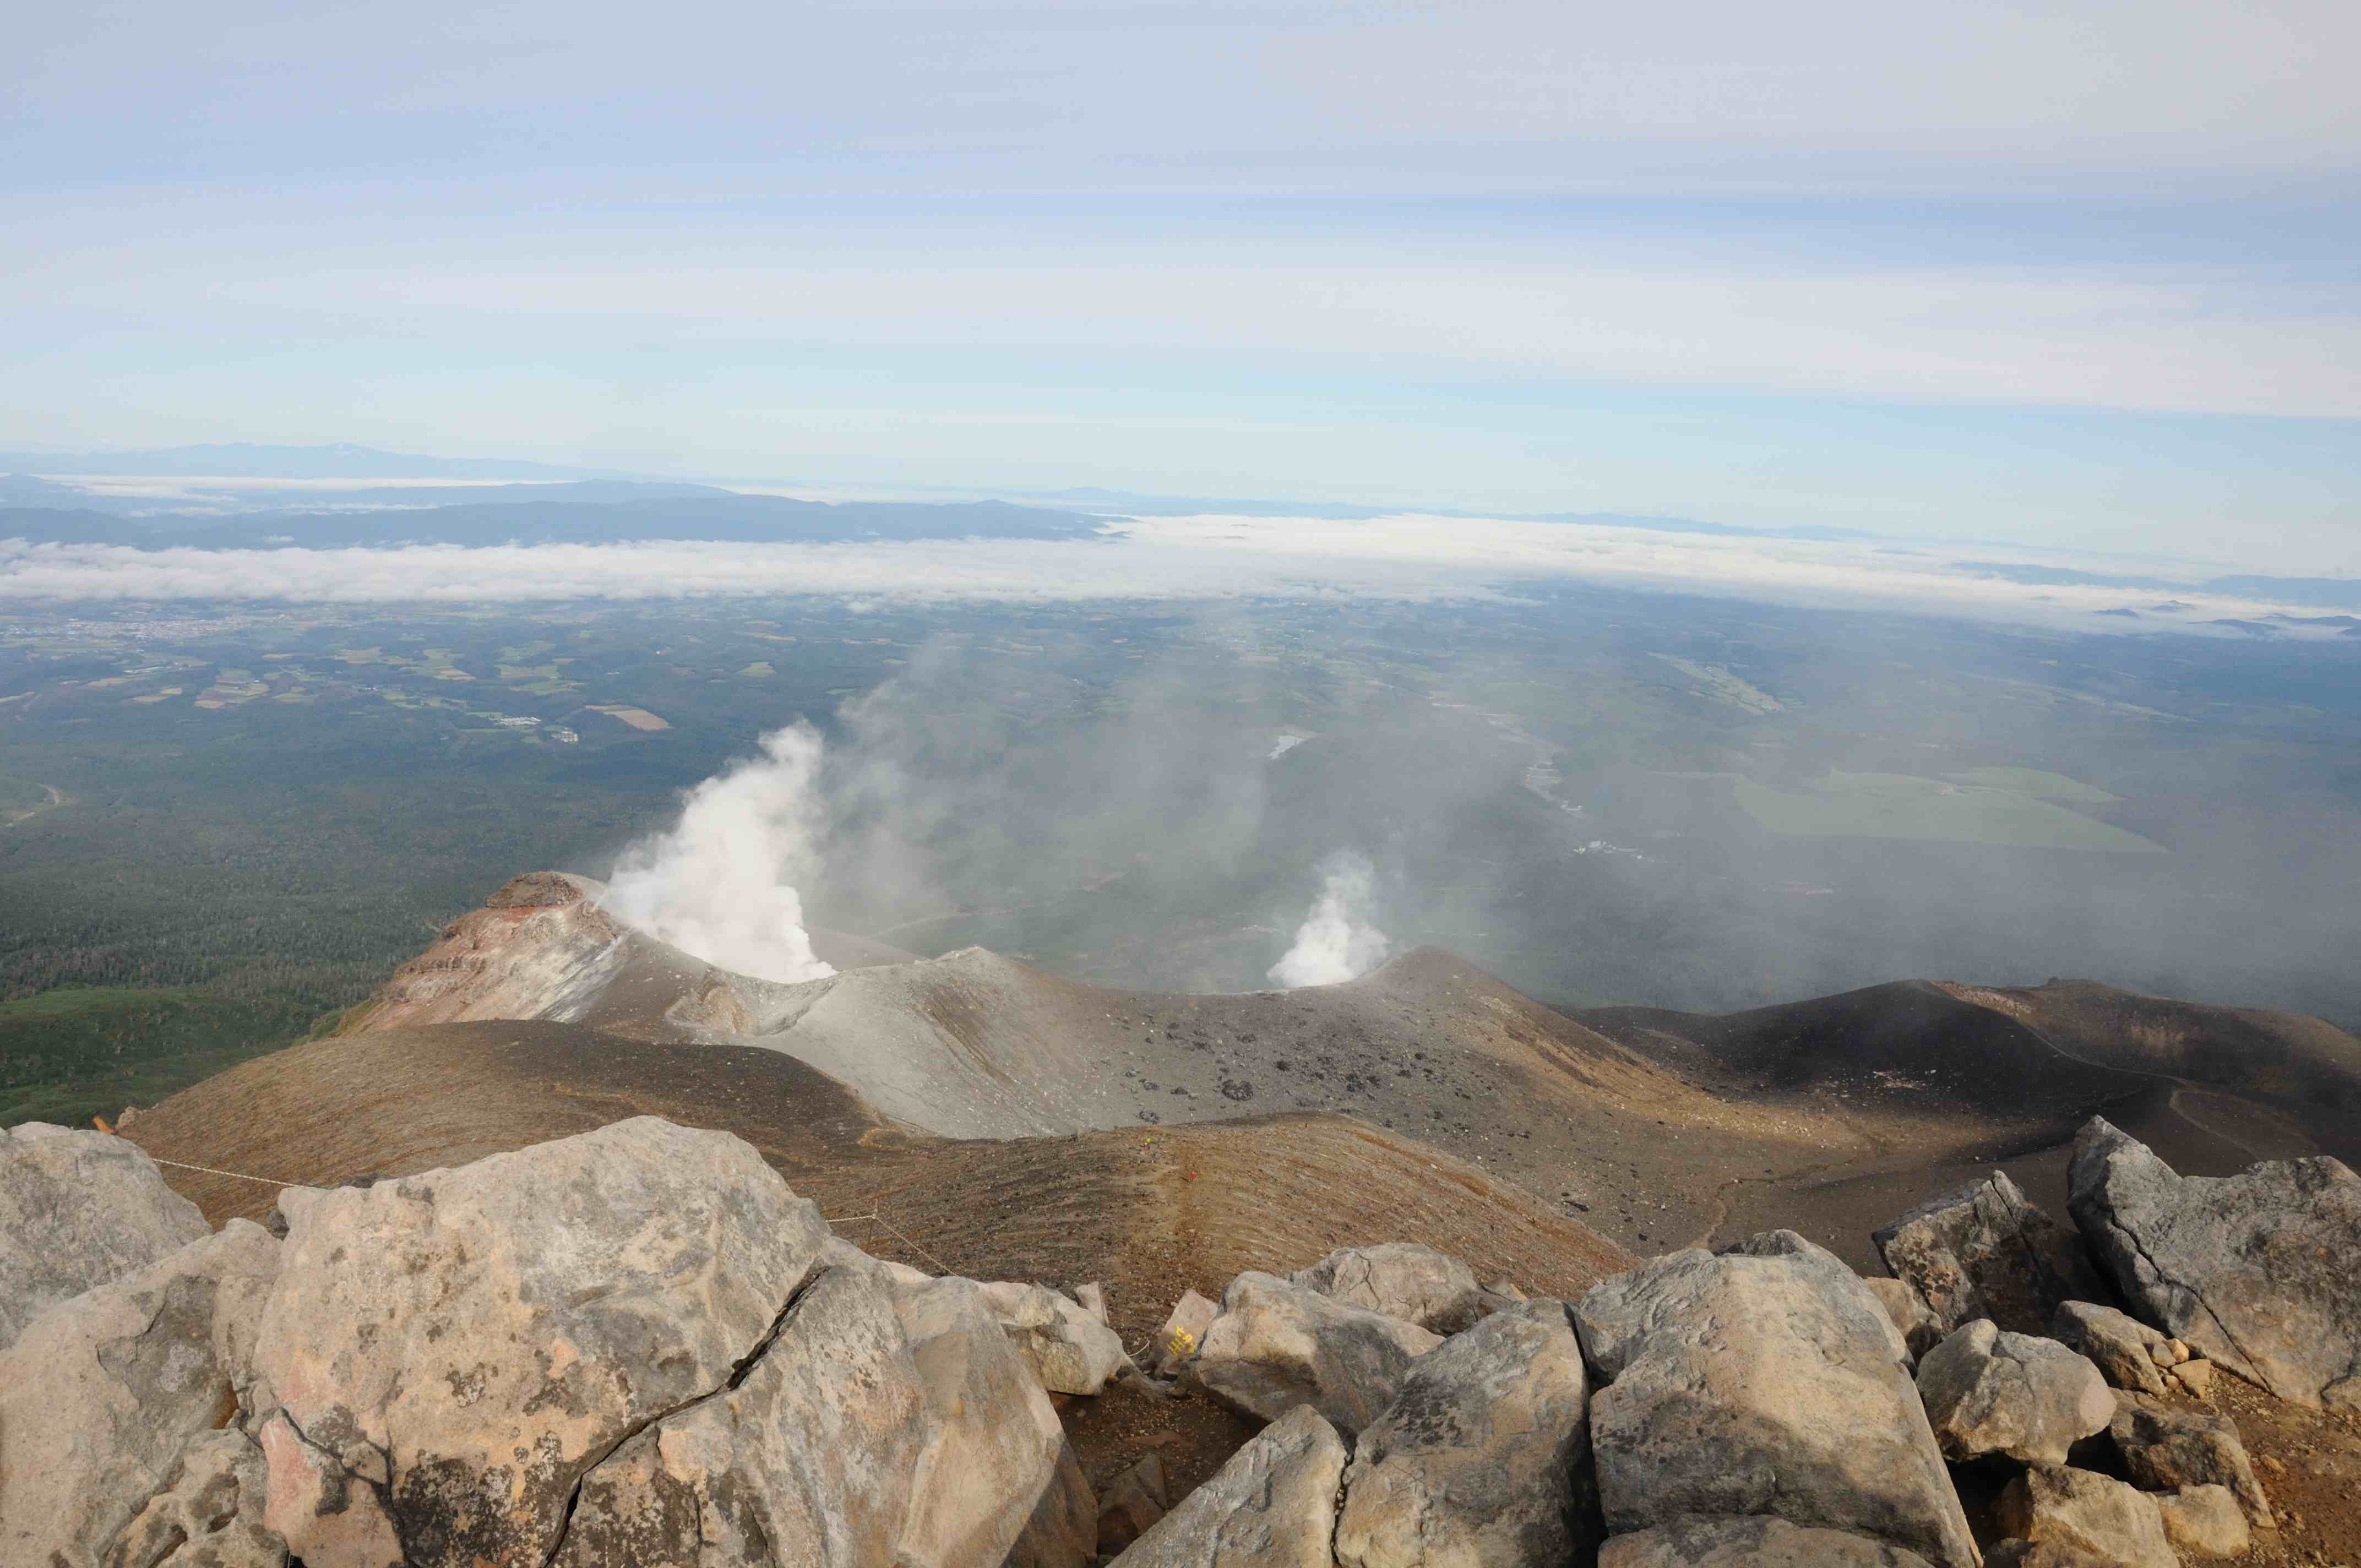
[104,1429,287,1568]
[1599,1516,1939,1567]
[2068,1116,2361,1412]
[975,1280,1132,1395]
[1994,1466,2175,1568]
[553,1266,931,1567]
[0,1123,209,1352]
[253,1117,831,1567]
[2049,1301,2170,1398]
[1193,1271,1440,1434]
[1106,1406,1347,1568]
[0,1221,280,1568]
[1291,1242,1493,1333]
[1873,1171,2104,1336]
[1915,1318,2114,1465]
[2155,1484,2249,1559]
[1335,1299,1597,1568]
[1574,1231,1974,1568]
[2107,1389,2273,1527]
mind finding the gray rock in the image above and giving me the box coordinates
[104,1429,287,1568]
[1874,1170,2106,1336]
[1155,1288,1220,1374]
[1598,1516,1939,1567]
[1994,1466,2175,1568]
[554,1265,932,1567]
[2049,1301,2171,1398]
[1097,1455,1169,1556]
[893,1275,1097,1568]
[1193,1270,1441,1434]
[1292,1242,1493,1333]
[976,1280,1133,1395]
[0,1123,209,1352]
[0,1221,280,1568]
[1106,1405,1348,1568]
[2107,1389,2273,1527]
[2155,1484,2249,1559]
[253,1116,832,1567]
[1915,1318,2114,1465]
[1864,1277,1944,1362]
[1335,1299,1598,1568]
[2069,1115,2361,1412]
[1574,1230,1975,1568]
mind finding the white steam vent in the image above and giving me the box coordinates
[1269,851,1390,988]
[602,723,839,983]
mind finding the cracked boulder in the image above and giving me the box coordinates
[253,1117,832,1567]
[1915,1318,2114,1466]
[1574,1230,1976,1568]
[0,1122,209,1352]
[975,1280,1133,1395]
[0,1219,280,1568]
[1873,1170,2105,1337]
[554,1265,932,1567]
[1598,1516,1940,1567]
[1335,1297,1598,1568]
[2068,1116,2361,1412]
[1191,1270,1441,1434]
[1105,1404,1347,1568]
[1291,1242,1497,1334]
[1994,1466,2176,1568]
[2107,1390,2273,1527]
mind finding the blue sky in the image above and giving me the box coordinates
[6,1,2358,569]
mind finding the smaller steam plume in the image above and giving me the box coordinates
[602,724,838,983]
[1269,851,1390,988]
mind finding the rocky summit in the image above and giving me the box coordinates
[1,1104,2354,1567]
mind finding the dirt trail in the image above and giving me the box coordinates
[2,782,64,828]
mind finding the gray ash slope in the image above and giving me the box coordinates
[333,870,2355,1266]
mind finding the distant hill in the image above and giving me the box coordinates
[0,494,1107,548]
[0,442,624,481]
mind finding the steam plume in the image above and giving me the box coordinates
[602,723,837,983]
[1269,851,1390,988]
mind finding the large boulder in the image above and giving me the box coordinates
[1598,1516,1939,1567]
[975,1280,1133,1395]
[2068,1116,2361,1411]
[1106,1404,1348,1568]
[105,1429,287,1568]
[0,1221,280,1568]
[1914,1319,2114,1466]
[0,1123,209,1351]
[2107,1390,2273,1527]
[253,1117,833,1566]
[1192,1271,1440,1434]
[891,1276,1097,1568]
[1292,1242,1495,1333]
[1335,1299,1598,1568]
[1994,1466,2175,1568]
[1873,1171,2104,1337]
[1154,1289,1220,1374]
[1574,1231,1976,1568]
[553,1265,932,1566]
[1863,1277,1943,1362]
[2048,1302,2170,1398]
[2155,1484,2249,1559]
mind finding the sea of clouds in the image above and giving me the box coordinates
[0,512,2344,635]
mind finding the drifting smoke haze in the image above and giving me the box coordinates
[601,724,837,983]
[1269,852,1391,988]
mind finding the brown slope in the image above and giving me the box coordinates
[119,1020,1633,1347]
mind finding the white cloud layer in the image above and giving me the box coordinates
[1,515,2349,635]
